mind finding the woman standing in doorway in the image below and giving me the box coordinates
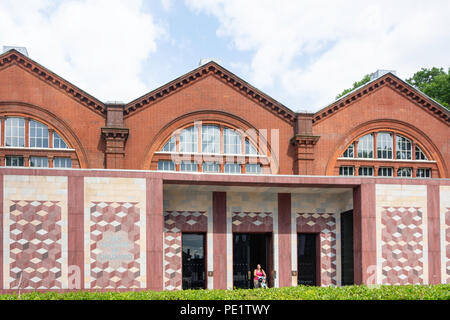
[253,264,267,288]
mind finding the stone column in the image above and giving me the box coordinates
[146,177,164,291]
[278,193,292,287]
[353,183,377,284]
[213,192,227,290]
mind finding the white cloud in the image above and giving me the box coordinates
[160,0,173,12]
[0,0,163,102]
[186,0,450,111]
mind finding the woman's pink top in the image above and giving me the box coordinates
[254,270,264,280]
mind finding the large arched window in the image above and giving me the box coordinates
[0,116,75,168]
[338,130,436,178]
[155,123,268,174]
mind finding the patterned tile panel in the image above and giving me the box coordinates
[3,175,68,290]
[380,207,424,285]
[89,202,141,289]
[163,211,208,291]
[9,200,62,289]
[376,184,428,285]
[439,186,450,284]
[232,212,273,232]
[84,177,146,289]
[296,213,337,286]
[446,208,450,284]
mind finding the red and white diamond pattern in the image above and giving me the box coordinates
[9,200,62,289]
[232,212,273,232]
[163,211,207,290]
[296,213,337,286]
[89,202,141,289]
[381,207,424,285]
[446,208,450,284]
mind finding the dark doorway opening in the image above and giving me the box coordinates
[182,233,206,290]
[297,233,317,286]
[341,210,354,285]
[233,233,272,289]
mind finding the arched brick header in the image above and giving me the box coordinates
[0,101,89,168]
[142,110,280,173]
[325,119,448,178]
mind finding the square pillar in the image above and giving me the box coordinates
[278,193,292,287]
[146,178,164,291]
[353,183,377,285]
[427,184,441,284]
[213,192,227,290]
[68,176,84,290]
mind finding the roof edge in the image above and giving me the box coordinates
[0,49,106,117]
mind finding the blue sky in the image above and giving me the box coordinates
[1,0,449,112]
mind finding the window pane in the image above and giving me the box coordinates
[202,162,220,173]
[415,146,428,160]
[157,160,175,171]
[357,134,373,158]
[30,156,49,168]
[378,167,393,177]
[339,166,354,176]
[343,144,354,158]
[161,136,176,152]
[53,157,72,168]
[397,167,412,177]
[202,125,220,154]
[396,135,412,160]
[5,118,25,147]
[245,139,258,155]
[377,132,393,159]
[358,166,374,176]
[53,132,68,149]
[245,164,262,174]
[224,163,241,174]
[224,128,241,154]
[180,161,197,172]
[29,120,49,148]
[180,127,198,153]
[6,156,24,167]
[416,168,431,178]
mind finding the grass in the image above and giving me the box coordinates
[0,285,449,300]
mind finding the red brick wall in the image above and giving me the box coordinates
[0,63,106,168]
[123,75,296,174]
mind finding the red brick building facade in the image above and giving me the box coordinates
[0,49,448,292]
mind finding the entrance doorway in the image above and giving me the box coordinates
[297,233,317,286]
[182,233,206,290]
[233,233,272,289]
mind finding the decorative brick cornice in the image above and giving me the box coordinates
[290,134,320,147]
[312,73,450,125]
[124,61,296,125]
[101,127,129,140]
[0,49,106,117]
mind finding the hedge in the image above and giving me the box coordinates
[0,285,449,300]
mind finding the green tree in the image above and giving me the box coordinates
[406,67,450,109]
[335,74,372,99]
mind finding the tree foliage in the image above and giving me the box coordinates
[335,67,450,110]
[335,74,372,99]
[406,67,450,109]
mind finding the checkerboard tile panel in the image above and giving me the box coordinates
[446,208,450,284]
[296,213,337,286]
[163,211,207,290]
[381,207,424,285]
[9,200,62,289]
[232,212,273,232]
[89,202,141,289]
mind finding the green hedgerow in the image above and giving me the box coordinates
[0,285,448,300]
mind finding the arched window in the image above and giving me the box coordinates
[338,130,436,178]
[155,123,267,174]
[0,116,74,168]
